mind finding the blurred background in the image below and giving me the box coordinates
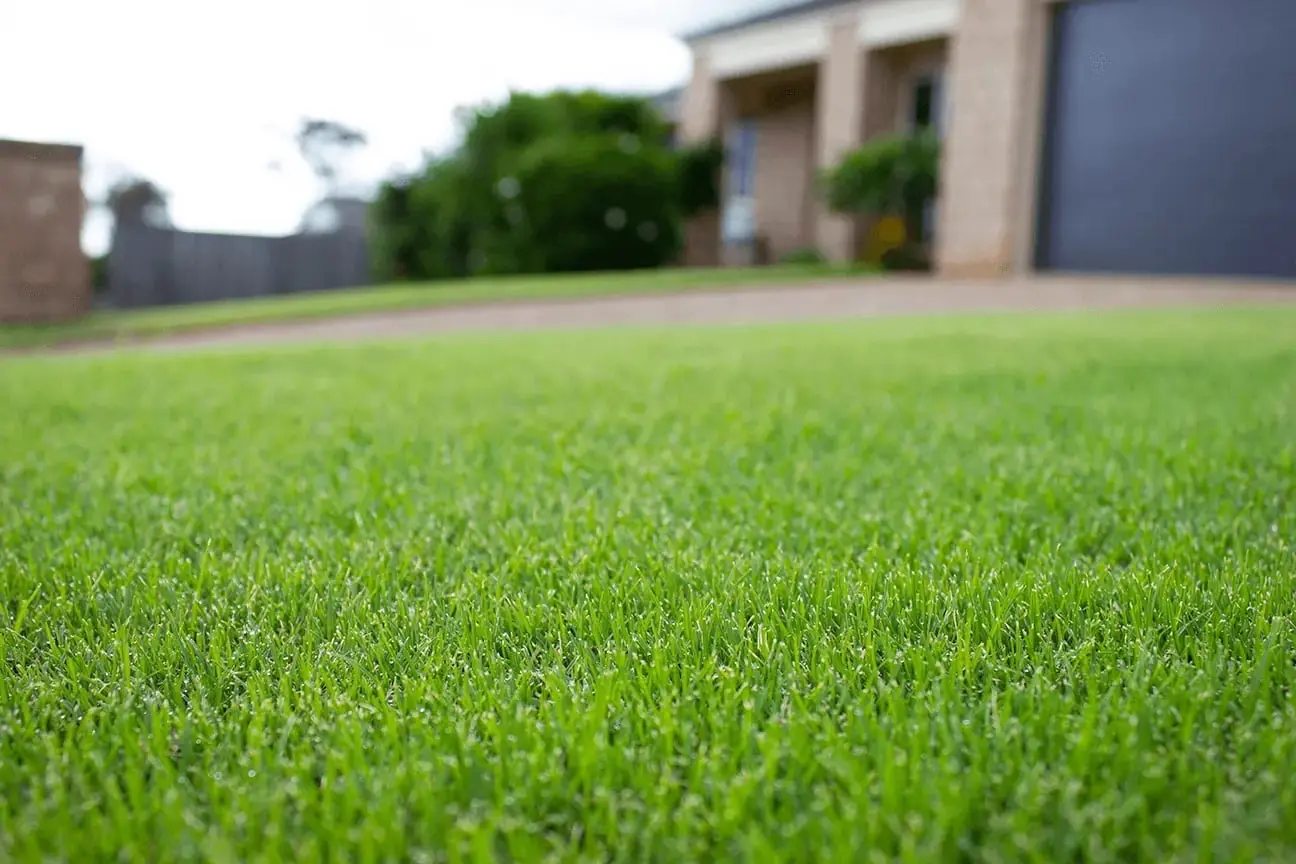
[1,0,789,256]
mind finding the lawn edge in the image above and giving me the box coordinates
[0,272,890,355]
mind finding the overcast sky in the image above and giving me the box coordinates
[3,0,786,253]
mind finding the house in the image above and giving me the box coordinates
[677,0,1296,278]
[0,138,91,322]
[298,195,371,235]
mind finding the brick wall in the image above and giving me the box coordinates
[678,56,725,267]
[0,139,90,323]
[754,85,817,260]
[814,11,865,261]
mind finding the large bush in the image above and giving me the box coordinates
[369,160,472,282]
[369,90,717,281]
[674,138,724,218]
[508,135,682,273]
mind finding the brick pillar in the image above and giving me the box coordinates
[678,55,728,268]
[935,0,1047,277]
[814,13,865,263]
[853,49,899,259]
[0,139,91,323]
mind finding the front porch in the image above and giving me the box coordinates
[678,2,954,268]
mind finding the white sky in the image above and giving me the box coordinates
[2,0,783,253]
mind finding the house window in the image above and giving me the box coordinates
[912,79,935,129]
[728,120,757,198]
[910,73,945,137]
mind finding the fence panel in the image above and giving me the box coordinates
[108,225,370,308]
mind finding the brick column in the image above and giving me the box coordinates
[935,0,1048,277]
[814,13,865,263]
[0,139,91,323]
[678,55,729,268]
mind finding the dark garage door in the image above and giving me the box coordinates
[1036,0,1296,277]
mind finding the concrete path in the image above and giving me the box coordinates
[61,276,1296,354]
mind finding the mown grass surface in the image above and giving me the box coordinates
[0,264,869,352]
[1,308,1295,862]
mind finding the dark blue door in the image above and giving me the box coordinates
[1036,0,1296,278]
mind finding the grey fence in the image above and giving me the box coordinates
[108,224,369,308]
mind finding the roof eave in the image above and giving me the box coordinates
[679,0,860,44]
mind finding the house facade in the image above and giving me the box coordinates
[678,0,1296,279]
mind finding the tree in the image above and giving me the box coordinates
[295,118,367,196]
[104,175,171,229]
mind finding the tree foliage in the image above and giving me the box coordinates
[296,118,367,194]
[509,135,682,273]
[104,175,171,229]
[369,161,471,282]
[369,90,718,282]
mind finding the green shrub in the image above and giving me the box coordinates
[370,90,716,279]
[368,176,417,282]
[779,246,827,266]
[675,138,724,218]
[556,91,672,140]
[369,160,472,282]
[822,131,939,235]
[879,242,931,272]
[506,136,682,273]
[821,131,940,271]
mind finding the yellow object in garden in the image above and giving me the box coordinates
[863,216,908,264]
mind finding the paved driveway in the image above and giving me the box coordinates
[62,276,1296,353]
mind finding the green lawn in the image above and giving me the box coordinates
[0,264,867,351]
[2,309,1295,862]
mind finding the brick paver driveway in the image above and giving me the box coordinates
[66,276,1296,353]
